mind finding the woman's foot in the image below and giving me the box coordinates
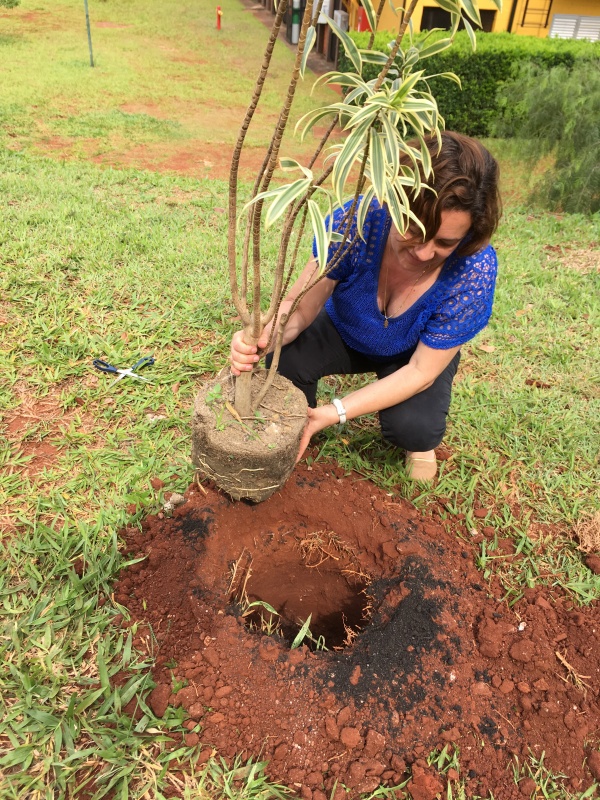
[405,450,437,481]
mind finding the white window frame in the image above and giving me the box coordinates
[549,14,600,41]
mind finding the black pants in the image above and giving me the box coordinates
[268,310,460,452]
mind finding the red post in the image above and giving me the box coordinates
[216,6,222,29]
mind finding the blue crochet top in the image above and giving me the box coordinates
[312,199,498,360]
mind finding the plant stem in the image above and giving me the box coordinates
[228,0,288,326]
[373,0,419,91]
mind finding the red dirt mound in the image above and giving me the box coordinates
[114,461,600,798]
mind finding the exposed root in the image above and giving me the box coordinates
[297,530,360,570]
[555,650,592,692]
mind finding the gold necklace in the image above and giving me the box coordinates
[382,264,431,328]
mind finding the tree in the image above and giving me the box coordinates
[193,0,501,501]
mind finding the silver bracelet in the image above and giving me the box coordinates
[332,398,347,425]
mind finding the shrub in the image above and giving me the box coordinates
[339,30,599,136]
[493,60,600,214]
[0,0,21,7]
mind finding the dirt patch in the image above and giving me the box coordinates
[95,22,130,29]
[3,386,95,478]
[87,139,328,182]
[119,103,172,119]
[544,243,600,274]
[114,461,600,798]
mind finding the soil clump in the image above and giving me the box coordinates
[114,461,600,798]
[191,370,307,502]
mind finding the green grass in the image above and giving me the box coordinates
[1,0,599,798]
[1,144,598,800]
[0,0,336,159]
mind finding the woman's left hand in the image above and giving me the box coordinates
[296,405,339,462]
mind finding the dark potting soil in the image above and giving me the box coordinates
[113,461,600,799]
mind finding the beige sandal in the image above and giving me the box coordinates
[405,453,437,482]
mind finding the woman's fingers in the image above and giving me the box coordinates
[296,405,338,462]
[230,331,261,373]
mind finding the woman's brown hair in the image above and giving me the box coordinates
[404,131,502,257]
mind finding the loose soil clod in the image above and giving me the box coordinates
[114,461,600,799]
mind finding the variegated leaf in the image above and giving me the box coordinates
[380,112,400,178]
[324,16,362,73]
[359,50,390,65]
[307,198,330,273]
[417,37,454,58]
[369,128,387,205]
[263,177,312,228]
[426,70,462,87]
[300,26,317,79]
[360,0,378,35]
[332,120,371,204]
[462,15,477,50]
[461,0,482,26]
[356,186,376,240]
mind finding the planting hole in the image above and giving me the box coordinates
[230,531,370,649]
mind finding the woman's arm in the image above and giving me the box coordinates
[297,341,460,459]
[231,257,337,375]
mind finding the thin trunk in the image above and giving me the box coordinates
[372,0,419,92]
[228,0,288,323]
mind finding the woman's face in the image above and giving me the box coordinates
[389,209,472,272]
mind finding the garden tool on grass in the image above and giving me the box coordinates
[93,356,155,387]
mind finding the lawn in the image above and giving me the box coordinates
[1,0,599,798]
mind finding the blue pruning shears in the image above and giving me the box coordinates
[93,356,155,387]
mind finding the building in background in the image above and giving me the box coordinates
[258,0,600,61]
[343,0,600,39]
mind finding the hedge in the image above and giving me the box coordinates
[338,31,600,137]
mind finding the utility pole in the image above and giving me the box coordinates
[83,0,94,67]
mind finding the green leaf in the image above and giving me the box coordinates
[307,198,330,274]
[264,177,312,227]
[356,186,375,240]
[390,70,425,105]
[291,614,312,649]
[245,600,279,616]
[461,0,482,26]
[435,0,461,12]
[385,176,409,234]
[381,113,400,178]
[295,105,339,141]
[341,100,381,132]
[312,70,358,91]
[74,686,105,715]
[358,50,389,66]
[316,72,371,90]
[279,157,311,178]
[324,16,362,74]
[369,129,386,205]
[360,0,377,34]
[300,26,317,79]
[425,70,462,87]
[463,15,477,50]
[97,641,110,695]
[417,37,454,59]
[332,119,371,204]
[415,130,433,177]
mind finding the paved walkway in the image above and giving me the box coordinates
[240,0,334,77]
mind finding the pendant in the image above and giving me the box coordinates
[383,317,388,329]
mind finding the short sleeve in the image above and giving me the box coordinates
[312,198,382,282]
[421,246,498,349]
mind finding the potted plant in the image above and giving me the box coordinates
[192,0,499,502]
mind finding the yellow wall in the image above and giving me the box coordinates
[345,0,599,37]
[510,0,600,37]
[345,0,510,34]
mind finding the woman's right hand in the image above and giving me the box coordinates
[230,330,270,376]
